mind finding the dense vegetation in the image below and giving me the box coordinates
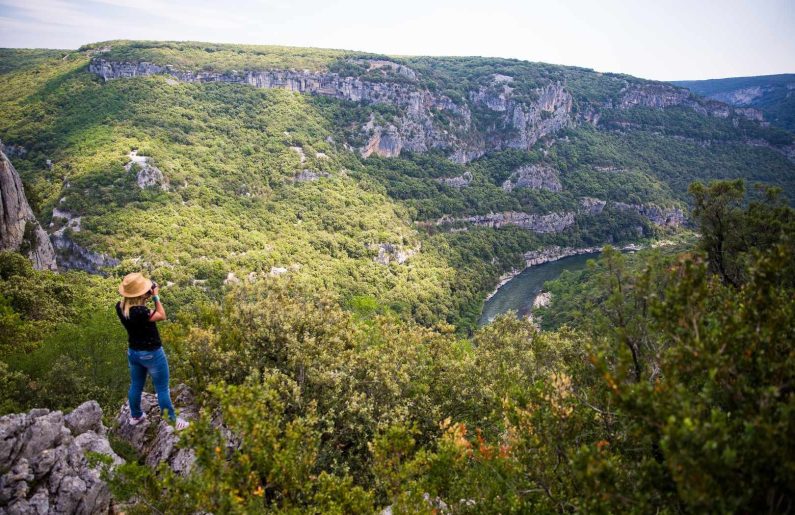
[1,180,792,513]
[71,181,795,512]
[1,39,795,512]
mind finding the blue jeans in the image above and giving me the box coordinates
[127,347,176,421]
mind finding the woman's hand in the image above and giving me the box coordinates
[151,284,160,296]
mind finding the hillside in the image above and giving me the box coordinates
[673,74,795,133]
[1,41,794,329]
[1,40,794,513]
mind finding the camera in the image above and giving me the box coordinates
[150,281,158,293]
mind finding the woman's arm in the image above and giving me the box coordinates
[148,284,167,322]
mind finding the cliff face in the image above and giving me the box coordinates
[468,78,574,158]
[89,57,773,168]
[89,59,579,163]
[615,82,763,121]
[673,74,795,133]
[431,211,576,233]
[0,150,56,270]
[90,58,478,162]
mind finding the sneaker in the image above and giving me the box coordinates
[129,413,147,426]
[175,417,190,431]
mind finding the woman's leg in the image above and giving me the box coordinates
[127,350,147,419]
[148,347,177,422]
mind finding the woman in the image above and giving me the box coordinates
[116,272,189,430]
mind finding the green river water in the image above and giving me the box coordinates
[478,252,599,326]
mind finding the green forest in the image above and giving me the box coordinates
[1,41,794,513]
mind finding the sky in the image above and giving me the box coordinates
[0,0,793,81]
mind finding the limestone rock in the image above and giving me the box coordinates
[613,202,685,227]
[523,245,602,267]
[431,211,575,234]
[89,59,575,164]
[270,266,288,276]
[469,80,573,154]
[369,243,419,265]
[532,291,552,309]
[50,213,119,274]
[0,401,123,514]
[293,170,330,182]
[437,172,473,188]
[125,150,167,190]
[0,150,56,270]
[112,384,199,476]
[618,83,691,109]
[502,164,562,192]
[579,197,607,215]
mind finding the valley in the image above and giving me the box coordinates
[0,40,794,514]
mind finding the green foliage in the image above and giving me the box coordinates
[0,252,122,414]
[690,180,795,287]
[1,39,794,512]
[111,372,374,514]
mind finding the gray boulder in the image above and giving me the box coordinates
[112,384,199,476]
[0,402,123,514]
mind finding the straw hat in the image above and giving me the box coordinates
[118,272,153,298]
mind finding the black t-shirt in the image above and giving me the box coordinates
[116,302,162,351]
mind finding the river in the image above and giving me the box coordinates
[478,252,599,325]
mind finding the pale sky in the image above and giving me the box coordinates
[0,0,793,81]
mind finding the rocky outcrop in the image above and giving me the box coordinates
[0,140,27,159]
[733,107,764,122]
[112,385,200,476]
[293,170,331,182]
[368,243,419,265]
[579,197,607,215]
[125,150,167,190]
[618,83,692,109]
[0,150,57,270]
[710,86,765,106]
[0,401,123,514]
[523,245,603,267]
[90,58,475,162]
[501,164,562,192]
[469,78,573,154]
[532,291,552,309]
[49,210,119,274]
[616,82,768,123]
[431,211,575,233]
[89,61,579,163]
[437,172,473,188]
[613,202,685,227]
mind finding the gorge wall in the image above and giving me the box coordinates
[89,59,576,163]
[89,57,776,167]
[0,150,56,270]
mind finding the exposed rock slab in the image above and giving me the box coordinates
[469,79,573,154]
[0,150,56,270]
[502,164,562,192]
[368,243,419,265]
[437,172,473,188]
[613,202,685,227]
[49,212,119,274]
[112,385,199,476]
[125,150,167,190]
[579,197,607,215]
[0,401,122,514]
[430,211,575,233]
